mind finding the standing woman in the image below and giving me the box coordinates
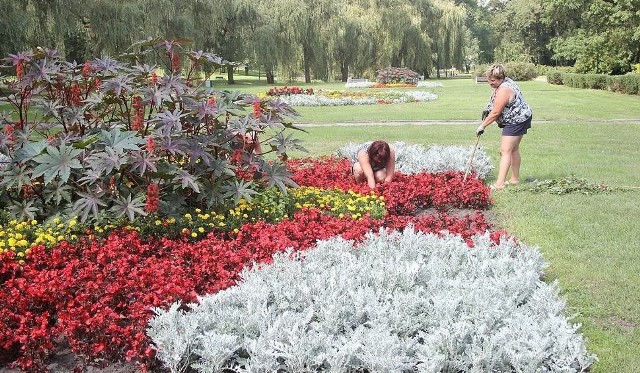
[476,64,533,190]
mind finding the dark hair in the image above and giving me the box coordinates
[368,140,390,169]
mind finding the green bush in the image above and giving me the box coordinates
[473,62,537,81]
[609,74,639,95]
[503,62,537,81]
[584,74,609,90]
[546,70,564,85]
[562,73,587,89]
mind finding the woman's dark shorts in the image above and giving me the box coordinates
[501,116,532,136]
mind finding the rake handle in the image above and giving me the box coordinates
[463,135,481,183]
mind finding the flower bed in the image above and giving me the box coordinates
[1,156,494,371]
[0,151,596,373]
[263,86,438,106]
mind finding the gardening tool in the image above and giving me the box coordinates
[463,135,481,183]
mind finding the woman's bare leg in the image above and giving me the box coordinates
[495,135,523,188]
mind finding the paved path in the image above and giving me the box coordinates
[294,119,640,127]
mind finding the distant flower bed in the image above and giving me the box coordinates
[279,89,438,106]
[417,81,443,88]
[266,86,314,96]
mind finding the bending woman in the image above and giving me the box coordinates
[352,140,396,189]
[476,64,533,190]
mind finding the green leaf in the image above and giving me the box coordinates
[224,179,259,205]
[44,181,74,205]
[110,193,147,222]
[174,169,201,193]
[13,141,48,163]
[32,144,83,184]
[0,163,31,190]
[7,200,39,221]
[260,163,298,194]
[100,128,145,154]
[72,191,108,223]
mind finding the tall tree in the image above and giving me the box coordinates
[430,0,467,77]
[541,0,640,73]
[0,0,31,58]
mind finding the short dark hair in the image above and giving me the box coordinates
[368,140,390,168]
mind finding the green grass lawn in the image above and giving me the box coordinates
[230,77,640,372]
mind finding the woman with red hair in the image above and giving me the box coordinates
[351,140,396,189]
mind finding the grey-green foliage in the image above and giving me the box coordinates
[147,229,597,373]
[337,141,493,180]
[0,40,304,223]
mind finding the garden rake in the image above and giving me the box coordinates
[463,134,481,183]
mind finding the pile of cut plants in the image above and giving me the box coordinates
[0,41,596,372]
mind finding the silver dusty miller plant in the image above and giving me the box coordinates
[148,229,596,373]
[338,141,493,179]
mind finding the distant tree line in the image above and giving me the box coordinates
[1,0,638,83]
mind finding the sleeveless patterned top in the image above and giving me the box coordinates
[485,77,532,127]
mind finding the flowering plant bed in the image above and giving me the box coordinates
[1,152,496,371]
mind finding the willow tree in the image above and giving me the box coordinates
[0,0,31,58]
[324,1,370,81]
[430,0,467,77]
[246,0,299,84]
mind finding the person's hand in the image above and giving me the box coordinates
[476,125,485,136]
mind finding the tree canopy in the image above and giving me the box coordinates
[1,0,638,78]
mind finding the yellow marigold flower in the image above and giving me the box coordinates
[233,228,239,234]
[69,220,77,227]
[18,260,25,265]
[218,222,226,227]
[71,235,77,240]
[184,213,192,220]
[17,251,24,257]
[338,213,344,219]
[243,214,248,218]
[191,232,198,238]
[198,227,205,233]
[195,208,202,213]
[14,233,23,240]
[8,238,16,246]
[57,235,64,241]
[155,220,162,226]
[17,240,28,247]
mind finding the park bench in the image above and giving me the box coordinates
[475,76,488,83]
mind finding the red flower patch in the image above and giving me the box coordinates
[0,156,505,371]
